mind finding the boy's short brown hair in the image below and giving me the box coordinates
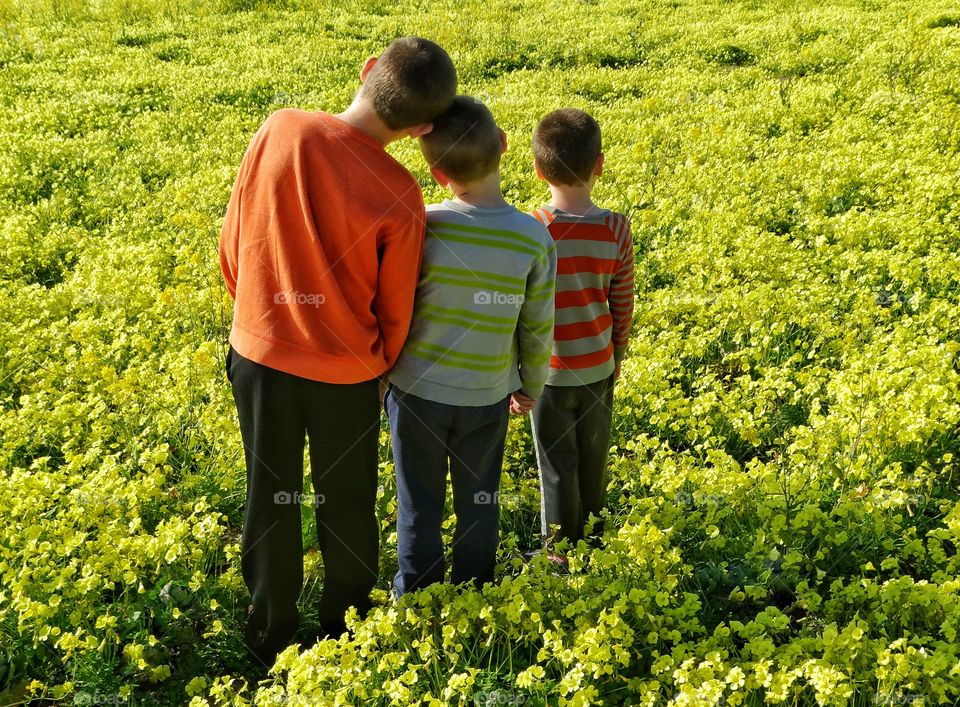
[532,108,602,186]
[361,37,457,130]
[420,96,501,183]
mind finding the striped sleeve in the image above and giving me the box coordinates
[608,213,636,362]
[531,207,555,227]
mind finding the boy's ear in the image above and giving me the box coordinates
[594,153,605,176]
[498,128,508,155]
[360,56,378,83]
[429,166,450,188]
[406,123,433,139]
[533,160,546,181]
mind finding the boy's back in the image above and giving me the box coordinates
[389,199,555,405]
[220,108,425,382]
[532,205,634,386]
[218,36,457,663]
[386,96,556,597]
[528,107,636,550]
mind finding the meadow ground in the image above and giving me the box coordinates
[2,0,960,704]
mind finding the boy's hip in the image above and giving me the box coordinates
[545,358,616,388]
[387,365,520,408]
[227,345,379,395]
[385,384,509,430]
[535,374,615,413]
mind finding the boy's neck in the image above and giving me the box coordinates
[547,182,603,217]
[449,172,508,209]
[333,97,399,146]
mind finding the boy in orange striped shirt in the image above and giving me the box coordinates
[530,108,635,555]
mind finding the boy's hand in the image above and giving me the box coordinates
[613,362,621,382]
[510,391,536,415]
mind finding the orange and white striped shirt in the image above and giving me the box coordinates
[531,206,635,386]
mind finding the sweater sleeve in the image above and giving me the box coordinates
[609,213,636,363]
[517,234,557,399]
[218,128,261,300]
[375,199,427,370]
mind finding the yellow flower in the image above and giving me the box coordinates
[516,665,545,689]
[186,677,208,697]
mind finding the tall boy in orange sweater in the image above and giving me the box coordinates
[219,37,456,664]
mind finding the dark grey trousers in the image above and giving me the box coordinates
[227,347,379,664]
[530,374,615,545]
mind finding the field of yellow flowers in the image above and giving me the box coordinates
[2,0,960,704]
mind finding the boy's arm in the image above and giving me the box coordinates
[375,200,427,370]
[218,170,244,300]
[218,127,263,300]
[517,235,557,400]
[609,214,636,367]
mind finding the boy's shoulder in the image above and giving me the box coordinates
[425,202,453,216]
[426,202,553,249]
[266,109,419,188]
[533,204,630,222]
[265,108,405,156]
[533,205,631,237]
[509,209,554,249]
[261,107,317,135]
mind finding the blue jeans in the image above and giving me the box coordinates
[385,386,510,597]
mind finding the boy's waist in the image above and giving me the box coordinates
[230,322,385,384]
[546,356,615,387]
[388,366,521,407]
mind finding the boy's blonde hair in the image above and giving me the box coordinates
[360,37,457,130]
[420,96,502,183]
[532,108,602,186]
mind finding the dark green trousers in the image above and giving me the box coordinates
[531,374,614,546]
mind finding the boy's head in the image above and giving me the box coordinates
[360,37,457,131]
[532,108,603,187]
[420,95,506,185]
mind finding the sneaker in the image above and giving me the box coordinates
[523,549,569,573]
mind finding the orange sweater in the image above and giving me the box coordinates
[219,109,426,383]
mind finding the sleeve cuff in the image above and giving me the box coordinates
[520,383,544,400]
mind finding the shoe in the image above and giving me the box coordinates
[244,605,288,668]
[523,548,570,573]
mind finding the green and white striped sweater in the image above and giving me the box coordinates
[389,199,557,406]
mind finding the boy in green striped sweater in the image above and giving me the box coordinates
[386,96,557,596]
